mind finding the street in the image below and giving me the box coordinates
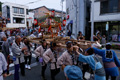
[0,0,120,80]
[4,52,120,80]
[4,56,66,80]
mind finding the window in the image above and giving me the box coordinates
[26,9,28,15]
[13,17,25,24]
[100,1,108,14]
[13,7,24,14]
[13,7,18,13]
[34,11,35,13]
[36,10,38,13]
[100,0,120,14]
[7,6,10,23]
[20,8,24,14]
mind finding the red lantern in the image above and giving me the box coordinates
[34,19,38,25]
[51,10,55,17]
[67,15,69,20]
[63,20,66,26]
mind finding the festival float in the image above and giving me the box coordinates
[28,10,95,50]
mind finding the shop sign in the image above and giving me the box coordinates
[106,22,109,31]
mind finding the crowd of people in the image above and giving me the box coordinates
[0,27,120,80]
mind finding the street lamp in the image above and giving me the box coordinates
[91,0,94,41]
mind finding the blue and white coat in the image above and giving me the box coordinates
[78,54,106,80]
[93,47,120,76]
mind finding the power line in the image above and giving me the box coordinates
[25,0,42,5]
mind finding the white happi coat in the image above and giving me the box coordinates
[43,48,60,70]
[92,41,102,48]
[35,45,47,66]
[57,51,78,66]
[0,53,7,80]
[35,46,45,57]
[12,41,25,64]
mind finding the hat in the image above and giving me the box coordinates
[64,65,83,80]
[85,47,91,52]
[66,41,73,48]
[106,43,111,46]
[50,42,56,47]
[79,31,81,33]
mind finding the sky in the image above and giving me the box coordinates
[0,0,66,11]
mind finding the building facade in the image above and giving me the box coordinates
[92,0,120,42]
[66,0,90,38]
[27,12,34,27]
[30,6,66,19]
[2,2,28,28]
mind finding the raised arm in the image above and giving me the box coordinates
[78,54,91,64]
[92,47,104,56]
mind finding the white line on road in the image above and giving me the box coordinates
[9,62,39,74]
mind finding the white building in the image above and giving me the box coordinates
[66,0,90,38]
[92,0,120,42]
[27,12,34,27]
[2,2,29,28]
[93,0,120,22]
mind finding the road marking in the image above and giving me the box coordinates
[9,62,39,74]
[9,53,37,67]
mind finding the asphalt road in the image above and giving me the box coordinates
[4,51,120,80]
[4,63,66,80]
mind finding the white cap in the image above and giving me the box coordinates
[106,43,111,46]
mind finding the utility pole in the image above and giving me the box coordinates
[61,0,64,30]
[76,0,77,37]
[72,0,77,37]
[91,0,94,41]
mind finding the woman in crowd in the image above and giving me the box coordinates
[23,38,32,70]
[92,38,102,48]
[96,32,102,43]
[93,43,120,80]
[43,42,60,80]
[77,31,84,40]
[35,40,48,80]
[57,41,78,70]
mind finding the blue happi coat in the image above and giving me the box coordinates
[93,47,120,76]
[78,54,106,80]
